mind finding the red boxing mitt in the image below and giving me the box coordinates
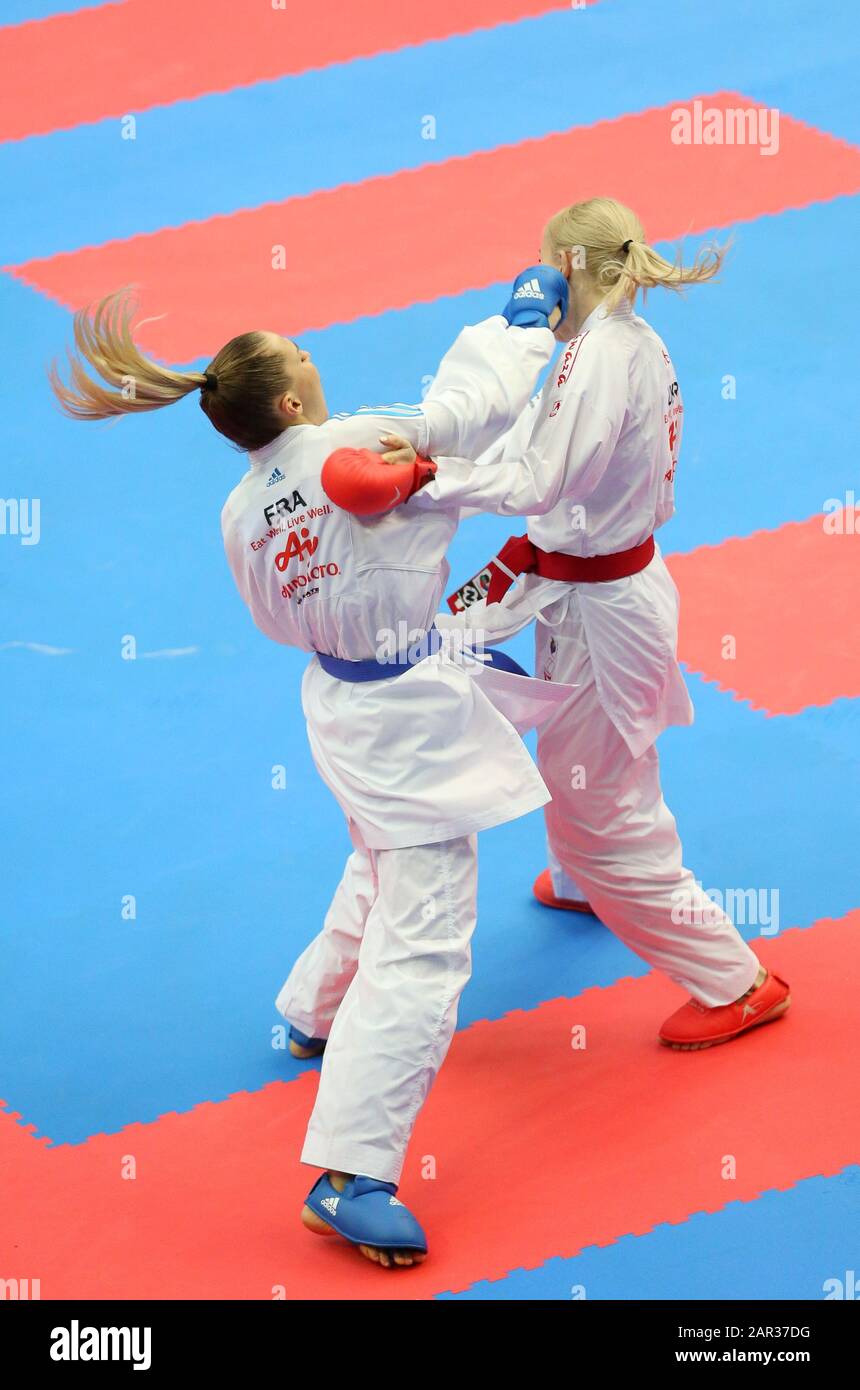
[321,448,437,517]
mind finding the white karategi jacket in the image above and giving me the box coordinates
[221,316,569,850]
[417,302,694,758]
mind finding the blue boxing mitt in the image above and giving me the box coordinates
[502,265,569,330]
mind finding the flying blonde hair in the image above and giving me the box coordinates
[544,196,727,313]
[49,288,295,450]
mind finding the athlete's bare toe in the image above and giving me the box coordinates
[301,1204,334,1236]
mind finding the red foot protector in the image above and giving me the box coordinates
[10,96,860,363]
[0,0,583,144]
[668,513,860,714]
[1,912,857,1299]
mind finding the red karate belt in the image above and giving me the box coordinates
[447,534,655,613]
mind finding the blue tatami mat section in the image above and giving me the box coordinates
[438,1167,860,1300]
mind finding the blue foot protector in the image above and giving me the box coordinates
[289,1025,327,1056]
[305,1173,428,1254]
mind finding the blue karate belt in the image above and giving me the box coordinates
[315,628,529,682]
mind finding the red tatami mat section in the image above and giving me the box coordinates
[668,513,860,714]
[2,912,857,1299]
[10,96,860,363]
[0,0,577,143]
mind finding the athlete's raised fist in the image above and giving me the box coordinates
[502,266,569,331]
[321,445,437,517]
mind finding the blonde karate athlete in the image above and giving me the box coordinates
[49,270,569,1268]
[358,198,791,1054]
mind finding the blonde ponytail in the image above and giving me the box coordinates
[545,197,727,314]
[49,288,206,421]
[49,288,298,451]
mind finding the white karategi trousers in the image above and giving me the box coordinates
[275,649,572,1184]
[276,831,477,1183]
[533,586,760,1007]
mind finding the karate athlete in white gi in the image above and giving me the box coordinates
[49,273,570,1268]
[361,198,791,1061]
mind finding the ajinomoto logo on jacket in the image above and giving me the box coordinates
[279,554,343,604]
[275,526,319,571]
[273,521,343,605]
[263,486,345,604]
